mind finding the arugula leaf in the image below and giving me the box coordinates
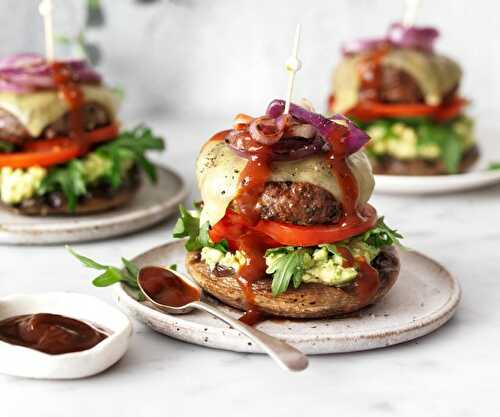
[67,246,144,300]
[488,162,500,171]
[361,217,403,248]
[0,140,15,153]
[169,264,178,271]
[173,205,228,253]
[39,160,87,212]
[266,248,307,296]
[441,132,462,174]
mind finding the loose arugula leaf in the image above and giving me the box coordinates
[93,268,123,287]
[169,264,178,271]
[266,249,307,296]
[361,217,403,248]
[67,246,108,270]
[488,162,500,171]
[67,246,144,300]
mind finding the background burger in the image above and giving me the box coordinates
[0,53,164,215]
[174,99,402,321]
[329,23,478,175]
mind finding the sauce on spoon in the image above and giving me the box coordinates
[138,266,201,307]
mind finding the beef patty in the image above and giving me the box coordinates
[0,102,111,145]
[359,66,458,104]
[236,181,342,226]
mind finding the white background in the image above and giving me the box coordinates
[1,1,499,416]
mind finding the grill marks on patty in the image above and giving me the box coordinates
[234,181,343,226]
[0,102,111,145]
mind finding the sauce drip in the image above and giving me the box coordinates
[337,246,380,305]
[358,43,390,103]
[139,266,201,307]
[0,313,108,355]
[50,61,86,142]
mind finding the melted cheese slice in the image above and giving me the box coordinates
[196,140,375,226]
[0,86,120,137]
[332,49,462,112]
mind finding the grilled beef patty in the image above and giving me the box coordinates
[359,66,458,105]
[0,102,111,145]
[231,181,342,226]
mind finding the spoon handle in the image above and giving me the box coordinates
[191,301,308,372]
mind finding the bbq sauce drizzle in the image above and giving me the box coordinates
[50,61,86,142]
[210,114,380,325]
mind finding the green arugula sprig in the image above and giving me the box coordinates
[358,116,468,174]
[173,205,229,253]
[488,162,500,171]
[265,247,308,296]
[360,217,404,248]
[264,219,404,296]
[38,125,164,212]
[67,246,145,301]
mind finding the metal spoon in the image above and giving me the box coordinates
[137,266,308,372]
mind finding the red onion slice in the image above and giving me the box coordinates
[0,53,102,93]
[387,23,439,52]
[266,99,369,155]
[341,22,440,56]
[248,115,286,145]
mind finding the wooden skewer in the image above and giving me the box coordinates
[39,0,55,62]
[284,24,302,115]
[402,0,421,27]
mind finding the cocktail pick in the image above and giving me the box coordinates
[284,24,302,115]
[38,0,55,61]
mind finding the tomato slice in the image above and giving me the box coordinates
[330,96,467,122]
[253,205,378,246]
[1,124,119,169]
[210,205,378,248]
[0,142,85,169]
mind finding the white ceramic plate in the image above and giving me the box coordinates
[0,292,132,379]
[0,166,188,245]
[374,167,500,195]
[115,240,460,355]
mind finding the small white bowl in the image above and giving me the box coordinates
[0,292,132,379]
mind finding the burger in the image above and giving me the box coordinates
[174,99,402,321]
[0,53,164,215]
[328,23,478,176]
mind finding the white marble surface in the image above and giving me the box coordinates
[0,116,499,416]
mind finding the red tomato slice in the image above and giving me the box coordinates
[253,205,378,246]
[210,205,378,248]
[329,96,467,122]
[2,124,119,169]
[0,142,85,168]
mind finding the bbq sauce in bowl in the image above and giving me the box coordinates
[0,313,108,355]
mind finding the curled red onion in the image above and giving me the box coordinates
[225,129,327,161]
[248,115,286,145]
[0,53,101,93]
[266,99,369,155]
[387,23,439,53]
[341,22,440,56]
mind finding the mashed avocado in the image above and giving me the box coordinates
[0,151,135,205]
[200,243,381,288]
[0,166,47,204]
[365,116,475,161]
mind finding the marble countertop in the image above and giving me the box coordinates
[1,116,499,417]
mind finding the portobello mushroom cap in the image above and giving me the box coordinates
[1,167,141,216]
[186,246,400,319]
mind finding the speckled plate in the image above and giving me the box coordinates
[0,166,188,245]
[374,165,500,195]
[114,240,461,355]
